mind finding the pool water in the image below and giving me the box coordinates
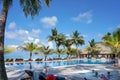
[81,70,120,80]
[5,59,113,70]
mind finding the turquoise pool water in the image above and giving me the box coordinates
[82,70,120,80]
[5,59,113,70]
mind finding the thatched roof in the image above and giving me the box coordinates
[82,43,112,54]
[96,43,112,53]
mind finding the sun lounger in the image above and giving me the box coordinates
[39,72,46,80]
[5,58,14,62]
[101,58,107,62]
[38,72,66,80]
[56,76,66,80]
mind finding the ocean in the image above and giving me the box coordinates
[4,50,67,60]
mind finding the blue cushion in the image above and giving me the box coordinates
[39,72,46,78]
[56,76,65,80]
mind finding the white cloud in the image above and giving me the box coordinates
[72,11,93,24]
[34,39,40,44]
[71,45,76,48]
[48,41,53,49]
[31,29,41,36]
[40,16,58,28]
[65,34,71,39]
[82,34,88,38]
[17,29,29,35]
[8,22,16,29]
[28,36,34,41]
[5,31,17,39]
[8,45,19,47]
[97,33,103,38]
[5,29,42,41]
[24,38,41,44]
[117,24,120,28]
[41,41,54,49]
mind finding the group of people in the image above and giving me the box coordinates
[39,67,66,80]
[39,68,112,80]
[92,70,111,80]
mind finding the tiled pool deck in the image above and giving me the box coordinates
[6,64,120,80]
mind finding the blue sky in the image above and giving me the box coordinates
[3,0,120,49]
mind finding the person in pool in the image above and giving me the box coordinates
[94,71,98,78]
[92,69,95,73]
[107,71,112,79]
[101,74,108,80]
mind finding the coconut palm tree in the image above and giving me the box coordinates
[102,32,120,56]
[48,28,60,49]
[71,30,84,57]
[69,48,81,59]
[48,29,66,58]
[63,39,73,58]
[0,0,51,79]
[54,48,65,59]
[20,42,40,60]
[102,28,120,65]
[85,39,101,57]
[56,33,66,48]
[38,46,53,61]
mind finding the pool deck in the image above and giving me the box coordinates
[6,64,120,80]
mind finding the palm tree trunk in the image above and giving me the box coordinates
[45,55,47,61]
[76,46,79,58]
[118,58,120,66]
[58,54,60,59]
[66,53,69,59]
[118,54,120,66]
[0,1,10,80]
[30,52,32,60]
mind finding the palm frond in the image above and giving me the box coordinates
[20,0,41,17]
[44,0,52,7]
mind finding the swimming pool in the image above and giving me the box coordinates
[5,59,113,70]
[81,70,120,80]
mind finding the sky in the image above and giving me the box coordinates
[1,0,120,59]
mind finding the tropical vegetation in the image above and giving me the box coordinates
[71,30,84,57]
[36,46,53,61]
[54,48,65,59]
[85,39,101,55]
[4,46,17,54]
[0,0,51,79]
[102,28,120,65]
[1,1,120,79]
[20,42,41,60]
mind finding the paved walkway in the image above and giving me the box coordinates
[7,64,120,80]
[47,64,120,80]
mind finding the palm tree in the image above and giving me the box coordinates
[0,0,51,79]
[54,48,65,59]
[102,32,120,55]
[85,39,101,57]
[20,42,39,60]
[71,30,84,57]
[48,29,66,58]
[69,48,81,58]
[48,28,59,49]
[63,39,73,58]
[4,46,17,54]
[56,33,66,48]
[38,46,53,61]
[102,28,120,65]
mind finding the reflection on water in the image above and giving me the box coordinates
[80,70,120,80]
[29,62,32,70]
[5,59,113,70]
